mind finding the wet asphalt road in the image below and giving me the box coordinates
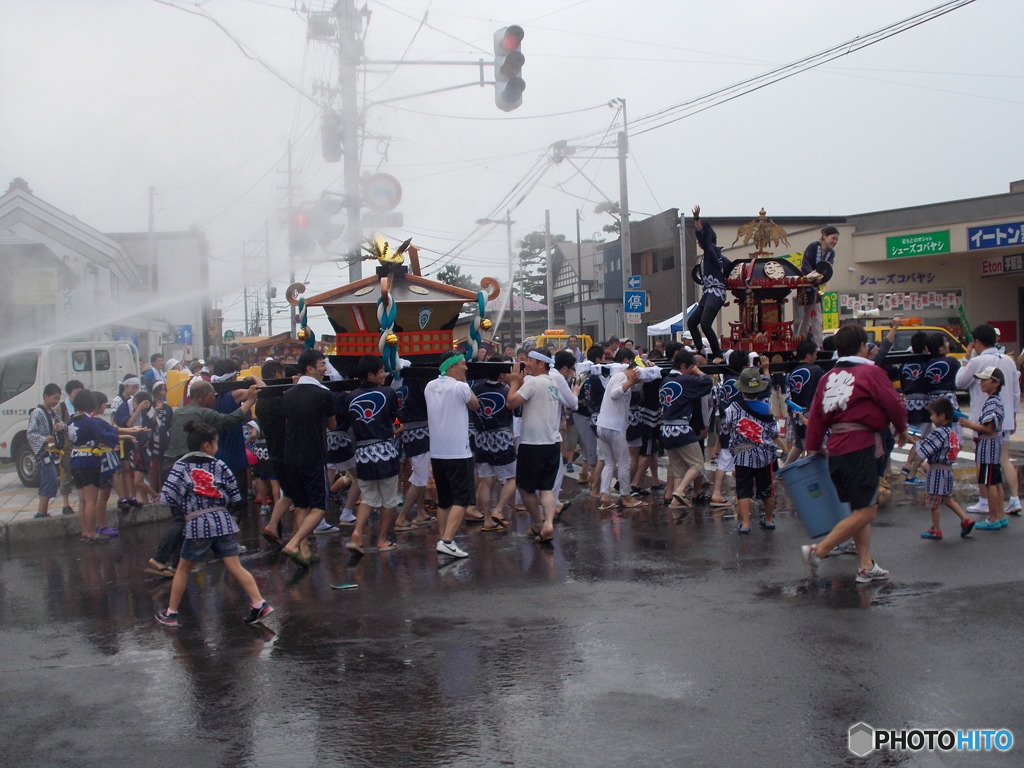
[1,479,1022,768]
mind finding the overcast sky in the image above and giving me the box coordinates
[2,0,1022,337]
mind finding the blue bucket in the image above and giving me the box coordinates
[777,454,851,538]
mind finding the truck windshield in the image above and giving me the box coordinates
[0,351,39,405]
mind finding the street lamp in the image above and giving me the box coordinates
[476,212,519,345]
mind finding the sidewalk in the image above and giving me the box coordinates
[0,465,170,545]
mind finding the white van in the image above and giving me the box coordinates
[0,342,139,487]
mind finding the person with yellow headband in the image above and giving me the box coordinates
[426,351,480,559]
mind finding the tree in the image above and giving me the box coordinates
[434,264,476,291]
[514,231,566,302]
[594,201,620,235]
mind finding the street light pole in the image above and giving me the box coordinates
[476,212,516,346]
[576,209,583,332]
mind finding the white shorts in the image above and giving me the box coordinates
[360,476,400,509]
[477,461,516,482]
[327,459,355,474]
[717,447,735,473]
[408,452,430,487]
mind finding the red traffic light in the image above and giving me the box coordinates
[498,25,524,53]
[292,211,310,229]
[493,25,526,112]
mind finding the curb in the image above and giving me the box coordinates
[0,503,173,546]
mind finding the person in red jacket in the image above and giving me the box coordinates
[801,324,909,584]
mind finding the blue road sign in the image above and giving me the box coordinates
[627,274,641,289]
[623,290,647,313]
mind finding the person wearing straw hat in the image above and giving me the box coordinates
[723,368,785,533]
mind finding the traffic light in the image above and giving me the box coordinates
[310,196,344,247]
[321,111,342,162]
[289,208,314,256]
[493,25,525,112]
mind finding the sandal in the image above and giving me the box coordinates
[261,528,283,547]
[490,516,510,528]
[376,542,398,553]
[282,547,311,567]
[597,502,619,511]
[759,515,776,530]
[737,524,750,535]
[481,523,505,532]
[671,493,692,508]
[620,500,648,509]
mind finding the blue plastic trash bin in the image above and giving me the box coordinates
[777,454,851,538]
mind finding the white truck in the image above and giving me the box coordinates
[0,342,139,487]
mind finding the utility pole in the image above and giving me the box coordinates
[266,220,273,336]
[338,0,363,282]
[287,141,296,338]
[616,97,632,339]
[544,210,553,329]
[242,241,249,335]
[514,210,525,344]
[576,209,584,332]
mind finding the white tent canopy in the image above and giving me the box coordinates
[646,303,697,336]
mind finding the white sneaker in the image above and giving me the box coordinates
[1005,497,1022,514]
[800,544,822,578]
[314,520,340,534]
[339,509,357,523]
[856,561,890,584]
[435,539,469,558]
[967,499,990,513]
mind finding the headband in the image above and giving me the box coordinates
[123,377,141,387]
[439,355,464,375]
[528,350,553,366]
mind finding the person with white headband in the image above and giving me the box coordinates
[595,349,647,510]
[506,350,565,543]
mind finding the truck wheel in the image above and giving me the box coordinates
[14,438,40,488]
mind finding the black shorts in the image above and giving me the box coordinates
[272,459,293,499]
[254,458,276,480]
[829,446,879,511]
[516,443,560,493]
[735,464,774,500]
[71,466,101,489]
[978,463,1003,486]
[431,457,476,510]
[283,462,328,511]
[639,425,661,457]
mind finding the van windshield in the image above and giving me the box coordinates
[0,351,40,405]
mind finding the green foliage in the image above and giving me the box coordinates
[515,231,566,302]
[434,264,476,291]
[594,201,620,235]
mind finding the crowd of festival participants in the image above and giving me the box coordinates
[24,318,1022,629]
